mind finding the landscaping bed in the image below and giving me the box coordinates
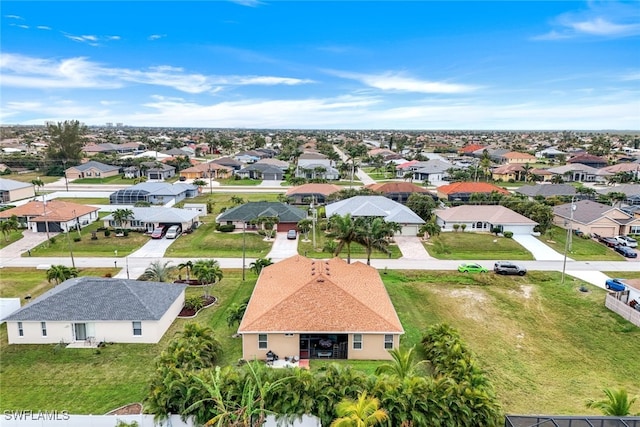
[178,295,217,318]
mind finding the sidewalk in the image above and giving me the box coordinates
[0,230,59,266]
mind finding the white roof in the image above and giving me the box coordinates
[325,196,425,224]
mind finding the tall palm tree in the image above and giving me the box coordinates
[112,208,134,230]
[142,260,175,282]
[330,391,388,427]
[375,346,428,380]
[326,214,358,264]
[192,259,223,297]
[31,178,44,195]
[0,215,19,242]
[586,388,638,416]
[354,217,398,265]
[249,258,273,275]
[177,260,194,281]
[46,265,79,285]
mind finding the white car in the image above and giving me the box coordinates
[614,235,638,248]
[165,225,181,239]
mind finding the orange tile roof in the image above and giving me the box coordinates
[238,255,404,334]
[0,200,99,221]
[503,151,536,159]
[459,144,485,153]
[286,183,341,196]
[365,182,430,193]
[437,182,510,195]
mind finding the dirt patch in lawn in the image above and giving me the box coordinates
[106,402,142,415]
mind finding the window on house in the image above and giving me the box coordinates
[630,225,640,234]
[132,321,142,336]
[384,334,393,350]
[353,334,362,350]
[18,322,24,337]
[258,334,268,349]
[41,321,47,337]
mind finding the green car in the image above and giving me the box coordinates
[457,263,488,273]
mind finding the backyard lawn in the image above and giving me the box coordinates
[54,197,111,204]
[0,269,638,416]
[538,226,625,261]
[424,232,534,260]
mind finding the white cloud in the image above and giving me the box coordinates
[148,34,166,41]
[36,25,51,30]
[621,72,640,81]
[228,0,264,7]
[330,71,478,94]
[4,15,23,20]
[569,17,640,36]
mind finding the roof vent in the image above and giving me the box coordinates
[316,278,324,283]
[311,272,315,275]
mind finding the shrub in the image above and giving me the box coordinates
[123,230,129,237]
[104,229,111,237]
[503,231,513,238]
[184,295,205,311]
[48,237,56,244]
[217,224,235,232]
[73,236,81,242]
[323,240,337,254]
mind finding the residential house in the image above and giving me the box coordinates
[502,151,537,164]
[82,142,142,157]
[598,163,640,180]
[367,148,401,161]
[472,147,510,163]
[552,200,640,237]
[4,277,186,345]
[162,147,193,158]
[516,184,577,200]
[365,182,435,204]
[179,162,232,180]
[237,255,404,361]
[597,184,640,206]
[255,158,290,171]
[567,153,608,169]
[296,152,339,180]
[211,156,243,171]
[459,144,486,156]
[142,162,176,181]
[65,161,120,180]
[434,205,538,235]
[436,182,510,202]
[491,164,526,182]
[216,202,307,232]
[234,151,262,164]
[103,206,201,233]
[396,159,456,183]
[109,182,198,205]
[285,183,341,205]
[236,163,285,180]
[123,166,141,179]
[535,147,566,159]
[0,200,99,233]
[325,195,425,235]
[546,164,602,183]
[0,178,35,203]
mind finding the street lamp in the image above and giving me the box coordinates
[114,250,118,269]
[561,198,576,285]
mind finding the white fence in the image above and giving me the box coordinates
[0,413,321,427]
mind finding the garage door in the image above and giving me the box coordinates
[591,227,616,237]
[36,222,62,232]
[400,225,419,236]
[277,223,297,232]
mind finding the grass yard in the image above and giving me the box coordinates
[71,175,135,185]
[425,232,534,260]
[216,178,262,186]
[25,217,150,257]
[165,223,273,258]
[54,197,111,205]
[0,269,254,414]
[1,269,638,416]
[297,231,402,260]
[181,192,281,216]
[538,226,624,261]
[4,172,59,184]
[0,229,24,249]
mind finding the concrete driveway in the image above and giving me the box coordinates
[128,236,177,258]
[512,234,568,261]
[0,230,60,266]
[394,235,433,259]
[265,232,299,260]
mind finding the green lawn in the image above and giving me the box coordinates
[165,224,273,258]
[25,217,150,257]
[54,197,111,205]
[1,269,638,416]
[538,226,624,261]
[4,172,59,184]
[425,232,534,260]
[0,229,24,249]
[216,178,262,186]
[180,192,281,216]
[70,175,134,185]
[297,231,402,260]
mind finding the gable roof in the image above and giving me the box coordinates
[596,184,640,197]
[115,182,196,196]
[365,182,430,194]
[553,200,632,224]
[547,163,600,175]
[180,162,232,173]
[435,205,538,225]
[437,182,510,195]
[0,178,32,191]
[325,196,425,224]
[67,161,120,173]
[211,157,242,167]
[0,200,99,221]
[238,256,404,334]
[103,207,200,223]
[502,151,536,160]
[516,184,577,198]
[216,202,307,223]
[4,277,186,322]
[567,153,607,164]
[285,183,341,197]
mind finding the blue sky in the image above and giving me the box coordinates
[1,1,639,130]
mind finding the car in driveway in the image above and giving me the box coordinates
[165,225,181,239]
[614,245,638,258]
[494,261,527,276]
[597,235,619,248]
[286,229,297,240]
[150,226,166,239]
[605,278,627,292]
[458,263,488,273]
[614,235,638,248]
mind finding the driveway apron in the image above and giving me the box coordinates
[394,235,433,260]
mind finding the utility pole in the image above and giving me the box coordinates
[242,220,246,281]
[42,193,50,241]
[65,223,75,268]
[561,198,576,285]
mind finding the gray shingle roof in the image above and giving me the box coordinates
[0,178,31,191]
[325,196,425,224]
[553,200,631,224]
[103,207,200,223]
[4,277,186,322]
[516,184,577,197]
[216,202,307,223]
[69,161,120,173]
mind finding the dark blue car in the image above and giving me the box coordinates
[614,245,638,258]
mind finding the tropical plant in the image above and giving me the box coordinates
[353,217,399,265]
[249,258,273,275]
[226,298,249,328]
[192,259,223,297]
[31,178,44,195]
[330,391,388,427]
[45,120,87,167]
[297,218,313,241]
[230,196,245,206]
[46,264,79,285]
[326,214,358,264]
[586,387,639,416]
[419,220,441,240]
[375,346,428,380]
[177,260,194,281]
[142,260,175,282]
[405,193,436,222]
[0,215,20,242]
[112,208,134,230]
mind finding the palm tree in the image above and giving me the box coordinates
[142,260,175,282]
[46,265,79,285]
[330,391,388,427]
[354,217,398,265]
[177,260,194,281]
[419,221,441,240]
[249,258,273,275]
[112,208,134,230]
[193,179,207,192]
[326,214,358,264]
[192,259,223,298]
[297,218,313,241]
[0,215,19,242]
[375,346,427,380]
[586,388,638,416]
[31,178,44,195]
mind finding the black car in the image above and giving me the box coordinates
[614,245,638,258]
[597,235,619,248]
[494,261,527,276]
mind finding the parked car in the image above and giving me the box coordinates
[165,225,181,239]
[597,235,619,248]
[605,278,627,292]
[150,226,166,239]
[614,235,638,248]
[458,263,488,273]
[494,261,527,276]
[614,245,638,258]
[287,229,297,240]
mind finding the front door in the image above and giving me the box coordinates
[74,323,87,341]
